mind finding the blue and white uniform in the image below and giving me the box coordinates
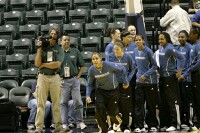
[133,46,159,130]
[86,61,128,133]
[106,53,134,131]
[158,43,185,129]
[176,43,193,126]
[184,42,200,128]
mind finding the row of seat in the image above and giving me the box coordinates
[0,53,36,70]
[0,8,125,26]
[0,0,125,12]
[0,77,90,120]
[0,51,103,71]
[0,22,125,40]
[0,77,88,97]
[0,35,112,56]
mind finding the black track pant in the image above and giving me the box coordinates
[118,83,132,131]
[179,80,193,126]
[130,74,136,130]
[159,75,181,129]
[191,71,200,128]
[95,88,122,132]
[134,83,159,129]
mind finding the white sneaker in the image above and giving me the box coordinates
[160,126,167,132]
[181,124,189,130]
[149,127,157,132]
[117,127,121,132]
[50,124,55,129]
[144,122,148,129]
[113,123,121,131]
[191,126,199,131]
[124,129,131,133]
[166,126,176,132]
[141,128,146,132]
[62,124,70,130]
[134,128,141,133]
[27,124,35,130]
[107,129,115,133]
[77,122,87,129]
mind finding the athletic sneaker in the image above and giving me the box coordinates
[107,130,115,133]
[27,124,35,130]
[141,128,146,132]
[77,122,87,129]
[113,123,121,131]
[68,123,75,128]
[62,124,70,131]
[149,127,157,132]
[160,126,167,132]
[108,127,115,133]
[166,126,176,132]
[124,129,131,133]
[134,128,141,133]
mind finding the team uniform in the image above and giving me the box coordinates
[176,43,193,127]
[158,43,185,130]
[86,61,129,133]
[123,42,137,130]
[133,46,159,131]
[183,42,200,129]
[106,53,134,132]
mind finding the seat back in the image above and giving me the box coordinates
[0,24,18,40]
[113,8,125,22]
[32,0,52,11]
[69,8,89,23]
[6,53,28,71]
[53,0,71,10]
[94,0,113,9]
[81,51,93,63]
[81,36,101,52]
[73,0,93,9]
[12,38,32,55]
[21,67,38,80]
[63,23,83,38]
[19,24,39,39]
[85,22,107,37]
[10,0,30,11]
[21,79,37,89]
[4,11,24,25]
[0,0,9,12]
[108,21,126,32]
[25,10,45,25]
[9,87,31,107]
[0,69,20,82]
[0,87,8,99]
[0,39,11,55]
[0,80,19,91]
[47,9,67,24]
[91,8,111,22]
